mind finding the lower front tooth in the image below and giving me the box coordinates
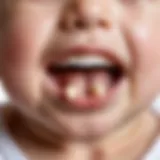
[66,84,78,99]
[65,83,86,100]
[90,83,106,97]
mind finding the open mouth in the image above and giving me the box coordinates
[47,52,126,111]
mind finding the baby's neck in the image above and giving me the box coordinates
[3,107,159,160]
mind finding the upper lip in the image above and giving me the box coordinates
[47,45,129,74]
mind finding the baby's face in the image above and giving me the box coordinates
[1,0,160,139]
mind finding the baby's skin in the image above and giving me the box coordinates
[0,0,160,160]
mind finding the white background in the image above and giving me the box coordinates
[0,83,8,103]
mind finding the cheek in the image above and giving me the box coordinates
[3,12,54,67]
[1,13,54,106]
[131,18,160,107]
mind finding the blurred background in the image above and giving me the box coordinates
[0,83,8,103]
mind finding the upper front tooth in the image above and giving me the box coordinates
[60,56,113,67]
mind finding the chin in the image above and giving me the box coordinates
[64,122,110,141]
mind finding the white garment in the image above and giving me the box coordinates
[0,110,160,160]
[0,130,27,160]
[143,138,160,160]
[0,115,27,160]
[1,126,160,160]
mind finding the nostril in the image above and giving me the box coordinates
[59,20,66,31]
[59,19,69,31]
[74,19,86,29]
[59,18,86,31]
[99,19,111,29]
[59,18,110,32]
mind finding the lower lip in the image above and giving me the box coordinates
[48,77,125,112]
[66,80,123,111]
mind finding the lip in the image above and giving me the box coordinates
[48,75,125,113]
[46,45,128,112]
[59,79,124,112]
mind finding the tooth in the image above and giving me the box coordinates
[66,83,85,99]
[66,84,78,99]
[59,56,113,67]
[90,83,106,97]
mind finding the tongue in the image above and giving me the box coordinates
[54,71,112,109]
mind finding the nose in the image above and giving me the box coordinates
[59,0,113,31]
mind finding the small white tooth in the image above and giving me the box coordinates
[66,83,85,99]
[66,85,78,99]
[60,56,113,67]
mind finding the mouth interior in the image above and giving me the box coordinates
[47,64,124,83]
[46,62,125,110]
